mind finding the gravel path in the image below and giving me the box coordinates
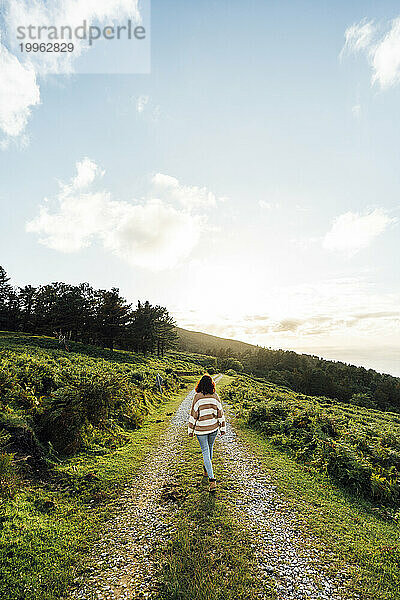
[67,388,196,600]
[218,413,356,600]
[67,377,355,600]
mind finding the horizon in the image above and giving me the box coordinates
[1,0,400,378]
[3,256,399,377]
[176,324,400,378]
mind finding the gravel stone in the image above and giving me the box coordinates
[218,412,358,600]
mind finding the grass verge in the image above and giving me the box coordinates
[0,377,198,600]
[230,412,400,600]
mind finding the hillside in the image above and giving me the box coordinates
[0,332,206,600]
[221,373,400,505]
[177,326,400,412]
[0,331,203,458]
[176,326,259,355]
[1,332,400,600]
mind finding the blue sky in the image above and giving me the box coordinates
[1,0,400,375]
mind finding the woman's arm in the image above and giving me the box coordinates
[188,393,199,436]
[215,394,226,435]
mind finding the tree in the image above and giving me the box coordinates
[130,300,156,354]
[153,305,178,356]
[18,285,37,332]
[32,284,58,334]
[0,266,11,301]
[93,288,132,350]
[0,266,17,330]
[128,301,178,356]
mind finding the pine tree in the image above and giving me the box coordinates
[18,285,37,332]
[153,305,178,356]
[0,266,17,330]
[94,288,132,350]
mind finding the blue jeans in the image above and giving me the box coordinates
[196,430,218,479]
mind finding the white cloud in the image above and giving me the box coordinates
[152,172,227,209]
[153,173,179,189]
[342,16,400,89]
[259,200,280,209]
[0,44,40,138]
[69,157,104,190]
[240,308,400,339]
[136,95,149,113]
[26,160,215,270]
[323,208,395,253]
[26,190,111,253]
[371,17,400,88]
[133,96,161,122]
[5,0,140,75]
[341,19,375,56]
[102,199,201,270]
[0,0,140,142]
[259,200,271,209]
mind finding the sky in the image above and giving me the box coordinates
[1,0,400,376]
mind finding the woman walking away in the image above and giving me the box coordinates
[188,374,226,492]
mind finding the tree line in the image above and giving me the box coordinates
[0,266,177,355]
[241,346,400,411]
[182,343,400,413]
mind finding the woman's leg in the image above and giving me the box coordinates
[208,429,218,461]
[196,434,214,479]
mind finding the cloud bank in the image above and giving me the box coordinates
[342,16,400,89]
[0,43,40,139]
[26,160,223,270]
[323,208,395,253]
[152,173,226,209]
[0,0,140,143]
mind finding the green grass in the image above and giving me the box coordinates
[221,375,400,505]
[151,374,400,600]
[5,332,399,600]
[230,414,400,600]
[0,330,205,457]
[0,331,204,373]
[154,430,275,600]
[219,374,400,599]
[0,378,198,600]
[0,330,209,600]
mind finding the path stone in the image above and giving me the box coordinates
[218,411,357,600]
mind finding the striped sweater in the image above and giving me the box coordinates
[188,392,227,435]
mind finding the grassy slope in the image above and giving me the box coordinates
[176,326,257,355]
[1,378,199,600]
[221,377,400,600]
[0,330,203,371]
[0,331,206,600]
[3,331,400,599]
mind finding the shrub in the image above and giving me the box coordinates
[0,452,19,498]
[222,375,400,505]
[0,414,46,471]
[0,334,201,460]
[217,357,243,373]
[349,393,378,409]
[39,373,120,455]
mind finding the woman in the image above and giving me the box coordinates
[188,374,226,492]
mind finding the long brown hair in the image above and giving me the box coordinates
[195,374,215,395]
